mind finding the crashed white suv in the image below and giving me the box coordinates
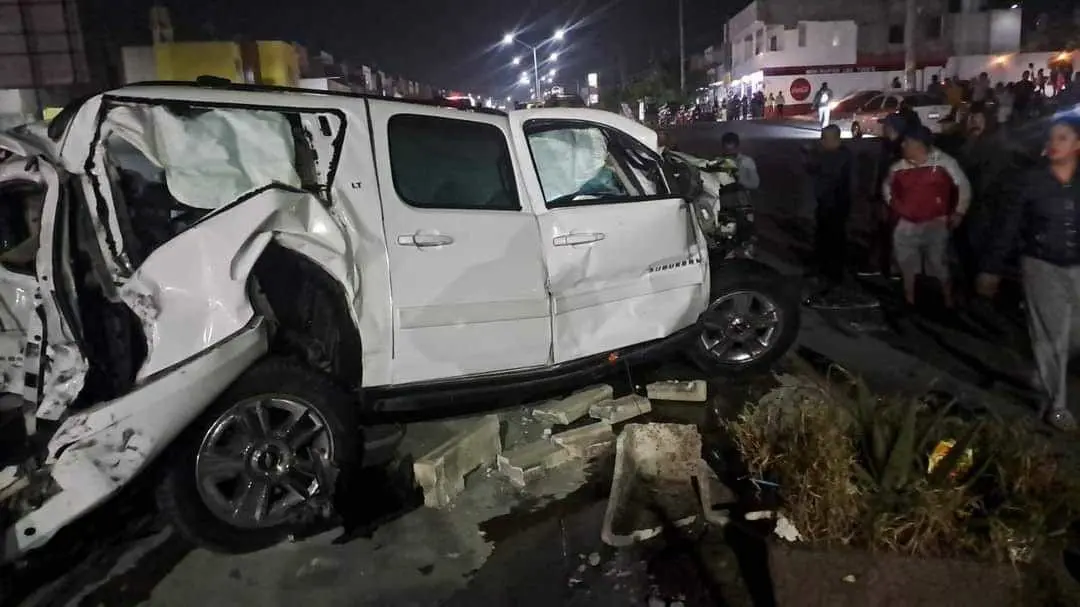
[0,82,798,559]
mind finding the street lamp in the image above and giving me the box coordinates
[512,56,521,65]
[549,68,557,77]
[549,52,559,61]
[500,29,565,98]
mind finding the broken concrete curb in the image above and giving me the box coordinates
[550,421,615,459]
[645,380,707,402]
[497,439,573,488]
[589,394,652,424]
[531,384,614,425]
[601,423,707,547]
[412,415,501,508]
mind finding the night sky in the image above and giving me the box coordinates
[95,0,1068,96]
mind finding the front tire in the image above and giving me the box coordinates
[689,261,800,376]
[157,357,359,553]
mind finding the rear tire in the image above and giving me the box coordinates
[689,261,800,376]
[157,357,359,554]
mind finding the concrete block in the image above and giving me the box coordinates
[589,394,652,424]
[412,415,501,508]
[551,421,615,459]
[497,439,573,487]
[645,380,707,402]
[531,384,614,425]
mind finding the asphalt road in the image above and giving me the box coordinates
[8,119,1057,607]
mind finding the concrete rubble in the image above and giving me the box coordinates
[531,384,614,425]
[550,421,615,459]
[645,379,707,402]
[412,415,502,508]
[497,439,573,488]
[589,394,652,424]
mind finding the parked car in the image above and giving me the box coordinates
[849,92,950,138]
[828,89,883,119]
[0,81,799,561]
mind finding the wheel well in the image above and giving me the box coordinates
[249,242,363,390]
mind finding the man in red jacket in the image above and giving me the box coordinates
[883,126,971,308]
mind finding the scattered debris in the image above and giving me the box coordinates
[645,380,707,402]
[842,574,856,583]
[745,510,775,521]
[774,515,803,542]
[412,415,501,508]
[497,439,573,488]
[588,552,601,566]
[589,394,652,424]
[550,421,615,459]
[648,595,666,607]
[531,384,614,425]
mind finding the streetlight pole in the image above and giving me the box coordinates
[503,29,565,99]
[904,0,917,90]
[678,0,686,94]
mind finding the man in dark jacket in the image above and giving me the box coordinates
[978,118,1080,430]
[806,125,854,293]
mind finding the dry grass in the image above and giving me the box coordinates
[725,369,1080,564]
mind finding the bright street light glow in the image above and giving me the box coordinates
[502,33,514,45]
[549,52,559,61]
[506,96,512,101]
[512,56,521,65]
[520,70,529,78]
[518,76,530,85]
[553,29,565,41]
[549,68,557,77]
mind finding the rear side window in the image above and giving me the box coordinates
[388,114,520,211]
[863,96,885,110]
[882,96,900,110]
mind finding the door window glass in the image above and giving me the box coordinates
[388,114,520,211]
[525,123,669,208]
[0,182,43,272]
[882,96,900,111]
[863,96,885,111]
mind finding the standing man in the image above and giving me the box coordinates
[805,125,855,300]
[775,91,786,118]
[978,118,1080,431]
[971,72,991,104]
[883,126,971,309]
[813,82,834,128]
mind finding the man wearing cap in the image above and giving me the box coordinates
[883,125,971,308]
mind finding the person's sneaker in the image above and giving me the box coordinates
[1046,409,1077,432]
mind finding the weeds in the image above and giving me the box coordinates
[724,368,1080,564]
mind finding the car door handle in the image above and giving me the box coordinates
[397,233,454,247]
[553,232,605,247]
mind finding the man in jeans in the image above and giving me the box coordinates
[883,126,971,308]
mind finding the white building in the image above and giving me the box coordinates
[716,0,1024,112]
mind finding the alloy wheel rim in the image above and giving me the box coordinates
[699,290,782,365]
[195,396,333,529]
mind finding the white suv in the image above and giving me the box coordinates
[0,81,798,559]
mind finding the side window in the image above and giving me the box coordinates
[525,122,670,208]
[882,96,900,111]
[388,114,519,211]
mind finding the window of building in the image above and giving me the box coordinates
[388,114,520,211]
[523,122,669,208]
[923,15,942,39]
[754,30,763,55]
[769,35,779,51]
[888,24,904,44]
[743,35,752,61]
[798,23,807,47]
[947,0,962,12]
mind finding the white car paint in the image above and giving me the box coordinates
[0,84,717,562]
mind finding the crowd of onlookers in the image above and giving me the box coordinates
[802,68,1080,431]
